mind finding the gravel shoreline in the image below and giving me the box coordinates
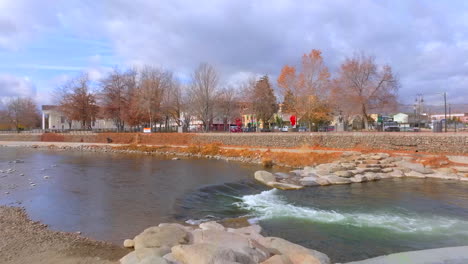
[0,206,129,264]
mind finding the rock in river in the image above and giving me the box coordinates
[254,171,276,185]
[300,176,329,186]
[267,182,304,190]
[322,175,351,185]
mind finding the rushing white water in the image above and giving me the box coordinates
[236,189,468,234]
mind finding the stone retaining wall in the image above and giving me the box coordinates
[0,132,466,154]
[194,133,468,154]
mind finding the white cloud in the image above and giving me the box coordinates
[0,74,36,104]
[1,0,468,104]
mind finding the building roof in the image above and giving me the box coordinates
[41,105,59,111]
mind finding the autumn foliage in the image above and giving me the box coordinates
[277,49,333,130]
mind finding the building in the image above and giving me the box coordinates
[41,105,118,130]
[393,113,409,124]
[42,105,231,132]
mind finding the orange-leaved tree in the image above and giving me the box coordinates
[277,49,332,130]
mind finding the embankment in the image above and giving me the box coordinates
[0,132,467,154]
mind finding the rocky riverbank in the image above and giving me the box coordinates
[119,221,330,264]
[253,152,468,190]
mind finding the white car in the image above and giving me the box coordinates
[281,126,289,132]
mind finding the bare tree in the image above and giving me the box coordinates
[189,63,219,132]
[100,68,137,131]
[136,66,172,131]
[217,86,240,131]
[333,53,399,129]
[5,97,40,132]
[58,74,99,129]
[161,78,187,131]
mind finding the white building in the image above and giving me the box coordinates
[393,113,409,124]
[41,105,117,130]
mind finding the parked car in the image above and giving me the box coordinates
[281,126,289,132]
[383,122,400,132]
[298,126,308,132]
[260,128,271,132]
[230,126,243,133]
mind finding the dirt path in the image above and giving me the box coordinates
[0,206,129,264]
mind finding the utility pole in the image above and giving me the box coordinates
[444,92,447,132]
[449,104,451,132]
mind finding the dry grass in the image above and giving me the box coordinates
[113,144,169,152]
[416,155,451,168]
[265,151,340,167]
[111,142,341,168]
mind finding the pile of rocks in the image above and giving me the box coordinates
[255,152,468,190]
[120,222,330,264]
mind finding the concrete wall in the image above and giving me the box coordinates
[0,132,466,154]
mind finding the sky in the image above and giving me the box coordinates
[0,0,467,108]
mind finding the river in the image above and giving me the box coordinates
[1,147,467,263]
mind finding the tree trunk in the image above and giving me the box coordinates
[362,104,369,130]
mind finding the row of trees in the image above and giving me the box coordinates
[278,50,399,130]
[0,50,397,132]
[56,50,398,131]
[55,64,253,131]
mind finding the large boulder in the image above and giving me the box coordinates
[396,161,433,174]
[136,247,172,260]
[275,172,292,179]
[120,251,170,264]
[350,174,367,183]
[300,176,329,186]
[171,243,254,264]
[120,251,139,264]
[192,229,270,262]
[133,224,189,250]
[390,169,404,177]
[261,255,293,264]
[288,253,322,264]
[199,221,225,231]
[267,182,303,190]
[340,163,356,170]
[257,237,330,264]
[364,172,381,181]
[227,225,264,241]
[299,176,321,186]
[255,171,276,185]
[315,163,343,173]
[405,170,426,178]
[322,175,352,185]
[334,170,354,178]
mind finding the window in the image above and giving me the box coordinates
[60,116,65,124]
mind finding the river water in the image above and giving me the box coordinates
[1,148,467,262]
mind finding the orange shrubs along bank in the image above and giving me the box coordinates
[416,155,451,168]
[112,143,340,168]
